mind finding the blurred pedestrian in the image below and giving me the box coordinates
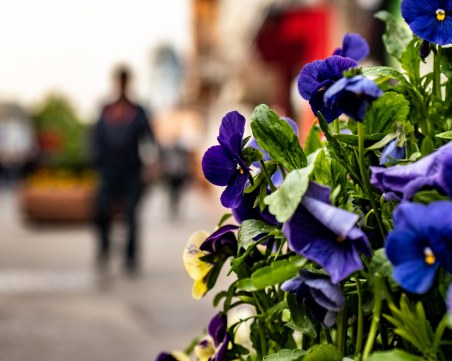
[91,65,155,276]
[160,141,191,220]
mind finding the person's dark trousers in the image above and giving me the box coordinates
[94,167,143,272]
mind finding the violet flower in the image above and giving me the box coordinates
[333,33,370,62]
[385,201,452,294]
[323,75,383,122]
[401,0,452,46]
[379,139,406,165]
[202,111,250,208]
[371,142,452,201]
[283,182,371,284]
[232,188,278,225]
[195,313,229,361]
[298,55,358,123]
[282,270,345,327]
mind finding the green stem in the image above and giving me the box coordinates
[336,306,348,356]
[434,314,449,358]
[260,160,276,191]
[334,118,340,134]
[354,277,364,356]
[357,122,386,240]
[363,274,384,361]
[323,327,333,344]
[433,45,442,101]
[278,164,287,180]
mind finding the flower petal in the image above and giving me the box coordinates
[220,171,249,208]
[183,230,212,280]
[333,33,370,62]
[217,111,245,146]
[298,60,323,100]
[202,145,237,186]
[393,260,438,294]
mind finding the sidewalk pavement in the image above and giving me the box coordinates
[0,183,229,361]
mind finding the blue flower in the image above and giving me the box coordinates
[371,142,452,201]
[385,201,452,294]
[401,0,452,46]
[298,56,358,123]
[283,182,371,284]
[333,33,370,62]
[323,75,383,122]
[379,139,406,165]
[202,111,250,208]
[195,313,229,361]
[282,270,345,327]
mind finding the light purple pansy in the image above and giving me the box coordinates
[283,182,371,284]
[282,270,345,327]
[371,142,452,201]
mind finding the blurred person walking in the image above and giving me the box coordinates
[91,66,155,276]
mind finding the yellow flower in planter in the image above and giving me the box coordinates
[183,230,213,300]
[183,225,238,300]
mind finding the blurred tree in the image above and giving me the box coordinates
[32,94,90,172]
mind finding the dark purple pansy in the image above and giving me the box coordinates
[371,142,452,201]
[379,139,406,165]
[200,224,238,255]
[283,182,371,284]
[232,189,278,225]
[202,111,250,208]
[323,75,383,122]
[195,313,229,361]
[401,0,452,46]
[156,353,178,361]
[298,56,358,123]
[281,270,345,327]
[385,201,452,294]
[333,33,370,62]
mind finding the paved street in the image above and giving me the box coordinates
[0,183,228,361]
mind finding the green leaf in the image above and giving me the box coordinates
[303,344,342,361]
[435,130,452,139]
[251,104,307,171]
[264,349,306,361]
[334,133,385,146]
[401,38,421,85]
[286,293,317,338]
[304,122,323,155]
[367,350,423,361]
[238,220,279,250]
[237,256,306,291]
[368,248,397,290]
[264,164,314,223]
[413,189,450,204]
[364,92,410,134]
[362,66,406,82]
[366,133,398,150]
[242,146,263,164]
[375,11,412,62]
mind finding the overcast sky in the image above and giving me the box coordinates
[0,0,191,120]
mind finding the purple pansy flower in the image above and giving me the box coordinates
[156,353,178,361]
[298,56,358,123]
[282,270,345,327]
[401,0,452,46]
[232,189,278,225]
[248,116,298,187]
[200,224,238,255]
[333,33,370,62]
[379,139,406,165]
[385,201,452,294]
[323,75,383,122]
[283,182,371,284]
[371,142,452,201]
[195,313,229,361]
[202,111,250,208]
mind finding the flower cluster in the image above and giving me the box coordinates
[157,2,452,361]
